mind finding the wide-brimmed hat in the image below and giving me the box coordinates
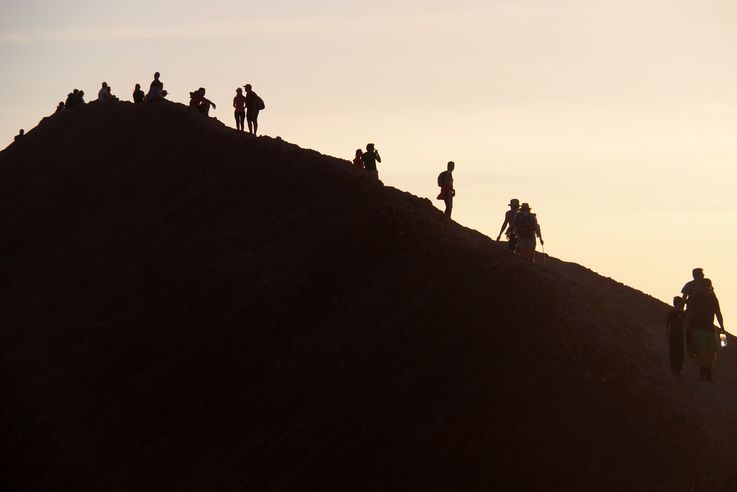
[520,202,531,210]
[509,198,519,207]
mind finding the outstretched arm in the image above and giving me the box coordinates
[536,223,544,245]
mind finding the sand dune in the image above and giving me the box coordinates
[1,102,735,491]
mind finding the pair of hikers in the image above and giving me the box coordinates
[667,268,726,381]
[352,144,382,179]
[96,82,119,103]
[232,84,264,134]
[64,89,85,108]
[496,199,544,263]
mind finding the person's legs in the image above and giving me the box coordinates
[669,328,684,374]
[444,195,453,217]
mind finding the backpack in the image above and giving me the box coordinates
[515,213,536,239]
[437,171,448,187]
[256,95,265,110]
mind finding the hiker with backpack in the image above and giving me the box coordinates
[436,161,455,217]
[496,198,521,251]
[362,143,381,179]
[666,296,686,375]
[508,202,543,263]
[685,279,725,382]
[244,84,265,135]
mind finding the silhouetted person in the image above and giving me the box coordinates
[233,88,246,131]
[189,88,216,115]
[133,84,145,103]
[55,101,65,113]
[65,89,84,108]
[244,84,263,135]
[436,161,455,217]
[667,296,686,375]
[353,148,364,169]
[681,267,712,302]
[97,82,110,102]
[508,202,543,263]
[362,143,381,179]
[146,72,164,102]
[686,279,725,382]
[14,129,24,142]
[497,198,521,251]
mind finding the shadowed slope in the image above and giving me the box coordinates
[1,102,736,491]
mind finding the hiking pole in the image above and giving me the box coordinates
[542,242,547,265]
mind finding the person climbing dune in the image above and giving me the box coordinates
[508,202,543,263]
[666,296,686,375]
[496,198,520,251]
[686,279,725,382]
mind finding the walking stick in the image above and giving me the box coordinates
[542,241,547,265]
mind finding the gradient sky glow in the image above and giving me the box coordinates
[2,0,737,329]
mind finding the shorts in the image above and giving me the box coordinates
[516,236,536,251]
[247,110,259,122]
[691,329,718,353]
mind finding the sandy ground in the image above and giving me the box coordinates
[1,102,735,491]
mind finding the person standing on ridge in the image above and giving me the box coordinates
[436,161,455,217]
[508,202,543,263]
[681,267,713,302]
[685,279,725,382]
[666,296,686,375]
[244,84,264,135]
[353,149,365,169]
[133,84,145,103]
[233,88,246,131]
[496,198,521,251]
[362,143,381,180]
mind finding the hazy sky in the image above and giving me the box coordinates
[2,0,737,329]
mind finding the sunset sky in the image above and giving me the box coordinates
[2,0,736,329]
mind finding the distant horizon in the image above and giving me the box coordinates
[2,0,735,331]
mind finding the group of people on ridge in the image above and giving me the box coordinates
[667,268,727,382]
[496,198,544,263]
[232,85,264,134]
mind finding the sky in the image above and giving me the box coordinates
[2,0,737,331]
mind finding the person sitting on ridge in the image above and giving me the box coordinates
[508,202,543,263]
[666,296,686,375]
[685,279,725,382]
[244,84,263,135]
[133,84,145,103]
[436,161,455,218]
[353,148,364,169]
[55,101,65,113]
[496,198,521,251]
[189,88,216,115]
[146,72,164,102]
[361,143,381,180]
[14,129,24,142]
[97,82,110,102]
[233,88,246,131]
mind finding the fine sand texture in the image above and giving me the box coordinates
[2,102,736,491]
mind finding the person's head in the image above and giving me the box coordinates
[19,129,24,135]
[58,101,64,107]
[673,296,685,311]
[447,161,455,171]
[355,148,362,157]
[367,143,375,152]
[200,87,206,95]
[244,84,252,92]
[154,72,160,79]
[135,83,141,90]
[692,267,704,280]
[703,278,713,291]
[79,91,84,96]
[520,202,531,214]
[73,89,79,94]
[102,82,107,88]
[236,87,242,94]
[509,198,520,210]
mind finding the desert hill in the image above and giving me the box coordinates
[1,102,736,491]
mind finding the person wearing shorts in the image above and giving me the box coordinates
[508,202,544,263]
[244,84,260,135]
[686,279,725,382]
